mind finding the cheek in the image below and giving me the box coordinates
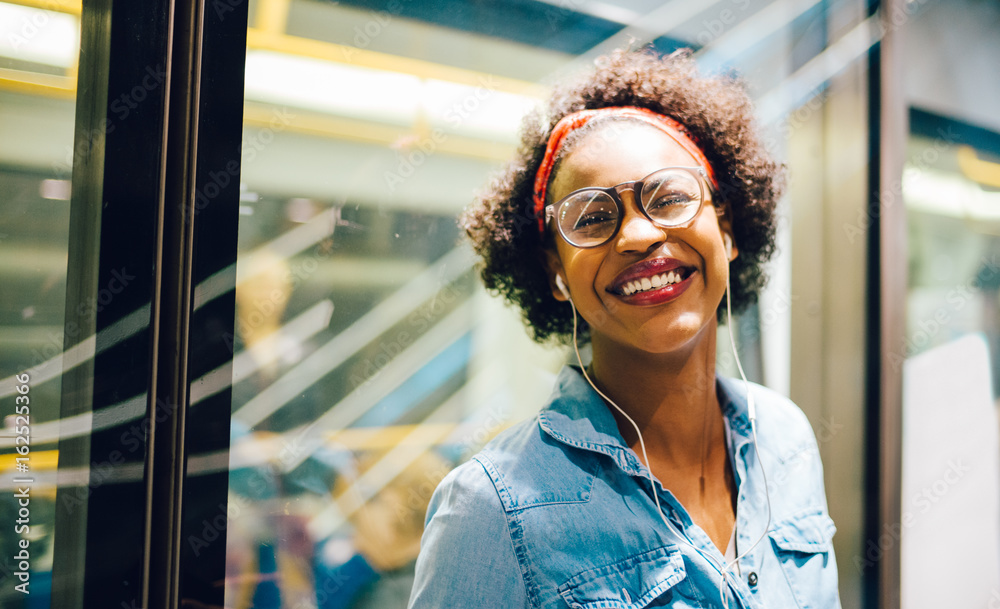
[693,218,727,265]
[559,247,596,284]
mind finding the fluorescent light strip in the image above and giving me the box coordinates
[0,2,78,68]
[904,168,1000,222]
[244,50,421,125]
[243,50,536,141]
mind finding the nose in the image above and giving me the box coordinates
[613,189,667,254]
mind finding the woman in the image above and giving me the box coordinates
[408,49,840,608]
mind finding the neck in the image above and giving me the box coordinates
[587,322,725,469]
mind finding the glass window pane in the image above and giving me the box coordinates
[231,10,564,606]
[225,2,873,608]
[899,2,1000,602]
[0,3,80,606]
[901,117,1000,604]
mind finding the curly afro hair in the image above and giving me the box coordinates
[460,48,783,345]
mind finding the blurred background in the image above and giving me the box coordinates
[1,0,999,607]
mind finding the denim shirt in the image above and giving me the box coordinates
[409,366,841,608]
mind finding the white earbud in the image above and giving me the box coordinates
[723,233,733,258]
[555,275,571,301]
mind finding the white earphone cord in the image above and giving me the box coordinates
[565,248,772,608]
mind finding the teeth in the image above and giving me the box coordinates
[620,270,686,296]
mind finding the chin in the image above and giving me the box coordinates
[616,312,716,355]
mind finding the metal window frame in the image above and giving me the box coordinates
[867,1,907,608]
[51,0,247,607]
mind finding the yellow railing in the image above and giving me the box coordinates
[0,0,543,161]
[0,420,512,473]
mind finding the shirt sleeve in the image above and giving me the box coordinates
[744,383,842,609]
[407,458,531,609]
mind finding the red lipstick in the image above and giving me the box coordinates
[607,258,697,306]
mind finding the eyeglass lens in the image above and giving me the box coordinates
[555,168,703,247]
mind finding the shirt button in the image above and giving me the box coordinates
[748,571,758,587]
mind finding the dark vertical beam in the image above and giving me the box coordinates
[52,0,246,605]
[53,0,175,607]
[868,1,907,608]
[863,42,881,609]
[144,0,191,605]
[50,2,111,606]
[150,0,248,606]
[174,0,248,598]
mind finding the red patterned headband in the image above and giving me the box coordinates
[532,106,718,234]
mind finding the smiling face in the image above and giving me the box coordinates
[544,122,737,357]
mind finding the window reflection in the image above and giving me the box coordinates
[904,132,1000,395]
[0,2,79,606]
[224,1,876,608]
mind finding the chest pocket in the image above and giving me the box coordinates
[557,545,691,608]
[768,509,838,609]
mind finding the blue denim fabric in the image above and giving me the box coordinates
[409,366,841,608]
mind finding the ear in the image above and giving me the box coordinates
[543,248,570,302]
[717,208,738,262]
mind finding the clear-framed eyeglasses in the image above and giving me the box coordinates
[544,166,717,248]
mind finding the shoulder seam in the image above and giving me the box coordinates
[472,455,541,609]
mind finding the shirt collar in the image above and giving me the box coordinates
[538,366,754,477]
